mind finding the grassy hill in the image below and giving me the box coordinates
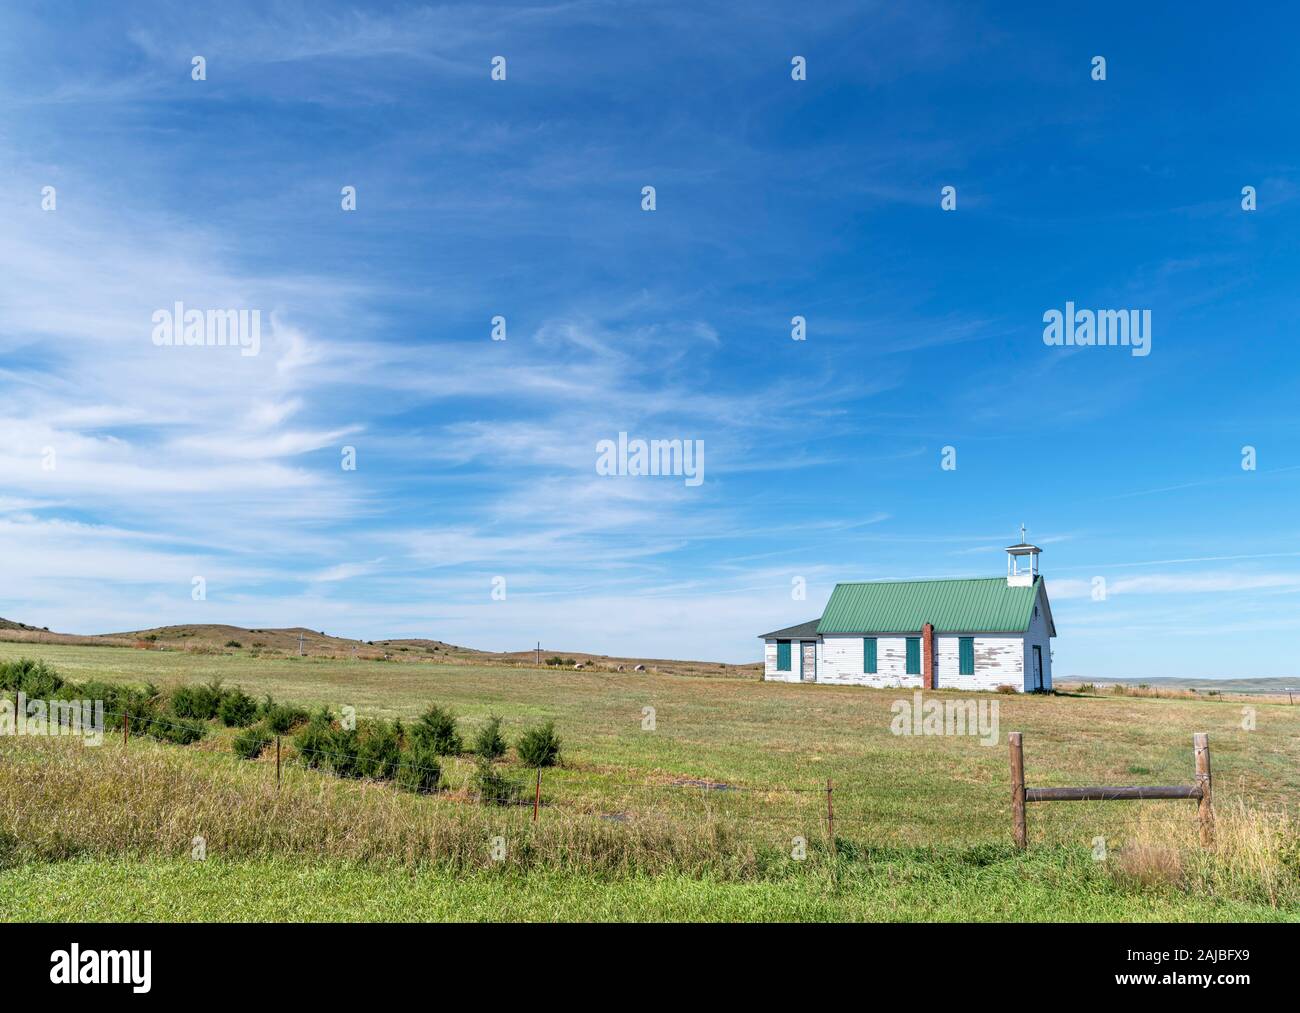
[0,618,756,678]
[0,617,44,632]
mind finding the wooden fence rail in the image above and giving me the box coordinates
[1009,730,1213,850]
[1026,786,1201,802]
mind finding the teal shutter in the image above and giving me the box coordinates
[905,637,920,675]
[776,640,791,671]
[863,638,877,674]
[959,637,975,675]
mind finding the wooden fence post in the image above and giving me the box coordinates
[276,735,282,791]
[1194,732,1213,847]
[533,768,541,823]
[1009,732,1026,850]
[123,712,129,747]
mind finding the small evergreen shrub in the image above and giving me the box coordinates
[473,715,507,760]
[0,658,64,697]
[324,725,361,778]
[293,710,336,769]
[233,724,272,760]
[411,704,462,755]
[396,744,443,794]
[218,688,258,727]
[30,659,65,696]
[71,678,117,710]
[516,721,561,768]
[355,720,402,780]
[472,757,525,806]
[266,704,307,733]
[147,714,206,745]
[170,680,224,720]
[258,695,309,733]
[168,685,203,718]
[92,684,162,732]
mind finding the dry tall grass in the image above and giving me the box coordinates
[1107,800,1300,907]
[4,735,1298,908]
[0,737,768,879]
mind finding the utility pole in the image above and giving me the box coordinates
[536,641,540,667]
[298,631,304,657]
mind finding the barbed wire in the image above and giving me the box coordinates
[3,722,1293,821]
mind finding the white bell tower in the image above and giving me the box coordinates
[1005,523,1041,588]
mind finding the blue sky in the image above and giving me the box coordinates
[1,1,1298,677]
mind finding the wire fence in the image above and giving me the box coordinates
[5,700,1295,855]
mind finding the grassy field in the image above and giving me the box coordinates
[3,856,1290,922]
[2,640,1299,921]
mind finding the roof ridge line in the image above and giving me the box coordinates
[833,575,1008,585]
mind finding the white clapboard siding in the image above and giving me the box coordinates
[934,634,1022,690]
[786,632,1027,690]
[964,636,1024,691]
[762,640,801,682]
[815,634,924,688]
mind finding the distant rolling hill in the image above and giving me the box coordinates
[0,617,45,632]
[1059,675,1298,696]
[0,618,757,678]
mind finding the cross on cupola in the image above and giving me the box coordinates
[1005,523,1042,588]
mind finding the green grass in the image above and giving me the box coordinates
[2,854,1293,922]
[3,640,1296,840]
[3,641,1299,921]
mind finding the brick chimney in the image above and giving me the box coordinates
[922,622,935,690]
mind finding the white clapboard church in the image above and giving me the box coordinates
[759,534,1055,692]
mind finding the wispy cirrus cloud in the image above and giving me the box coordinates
[3,1,1300,676]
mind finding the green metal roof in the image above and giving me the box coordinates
[816,576,1045,634]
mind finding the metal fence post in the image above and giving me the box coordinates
[826,778,834,849]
